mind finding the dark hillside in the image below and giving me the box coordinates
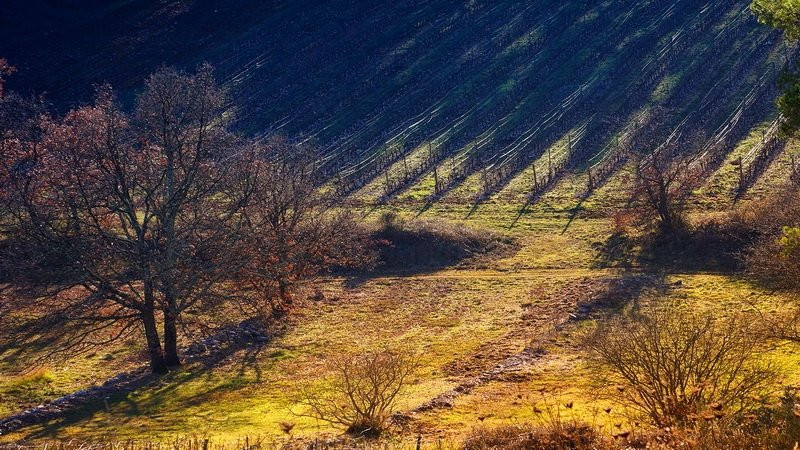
[0,1,792,201]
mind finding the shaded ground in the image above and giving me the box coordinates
[0,321,275,436]
[368,217,519,273]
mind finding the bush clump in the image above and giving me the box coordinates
[737,190,800,290]
[585,305,778,428]
[295,347,420,437]
[462,423,609,450]
[371,212,516,270]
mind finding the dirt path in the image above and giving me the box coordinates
[401,273,665,415]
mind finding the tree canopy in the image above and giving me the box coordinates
[0,66,370,373]
[753,0,800,134]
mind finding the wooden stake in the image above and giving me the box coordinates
[738,157,744,191]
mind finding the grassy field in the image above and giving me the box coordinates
[2,142,799,444]
[1,0,800,446]
[1,104,798,444]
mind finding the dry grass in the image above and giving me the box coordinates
[2,141,800,444]
[462,423,609,450]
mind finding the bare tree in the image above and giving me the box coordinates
[295,347,420,436]
[586,305,778,427]
[0,66,369,373]
[231,137,373,316]
[0,58,41,165]
[629,148,702,233]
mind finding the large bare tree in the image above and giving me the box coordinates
[0,66,368,373]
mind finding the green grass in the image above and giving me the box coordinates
[6,160,800,442]
[1,0,798,445]
[0,345,141,418]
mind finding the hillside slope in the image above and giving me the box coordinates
[0,0,793,209]
[4,2,800,444]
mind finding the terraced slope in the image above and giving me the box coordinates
[1,0,794,210]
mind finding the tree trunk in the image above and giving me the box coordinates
[657,182,673,233]
[143,278,167,374]
[162,295,181,367]
[161,139,181,367]
[142,308,167,374]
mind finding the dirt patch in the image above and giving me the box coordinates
[412,273,666,413]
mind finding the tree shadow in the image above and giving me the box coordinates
[18,322,284,441]
[592,223,753,273]
[507,199,532,230]
[560,197,588,235]
[591,232,637,270]
[340,219,519,288]
[564,271,673,326]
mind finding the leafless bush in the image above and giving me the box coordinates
[295,347,420,437]
[586,305,778,428]
[628,148,703,234]
[735,189,800,291]
[628,389,800,450]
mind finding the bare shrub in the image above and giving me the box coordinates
[629,390,800,450]
[737,190,800,291]
[295,347,420,437]
[586,305,778,427]
[628,147,703,234]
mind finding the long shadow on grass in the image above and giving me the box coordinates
[591,224,753,273]
[340,219,519,289]
[407,271,671,414]
[18,325,283,441]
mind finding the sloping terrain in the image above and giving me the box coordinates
[0,0,793,208]
[2,0,800,445]
[3,209,800,444]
